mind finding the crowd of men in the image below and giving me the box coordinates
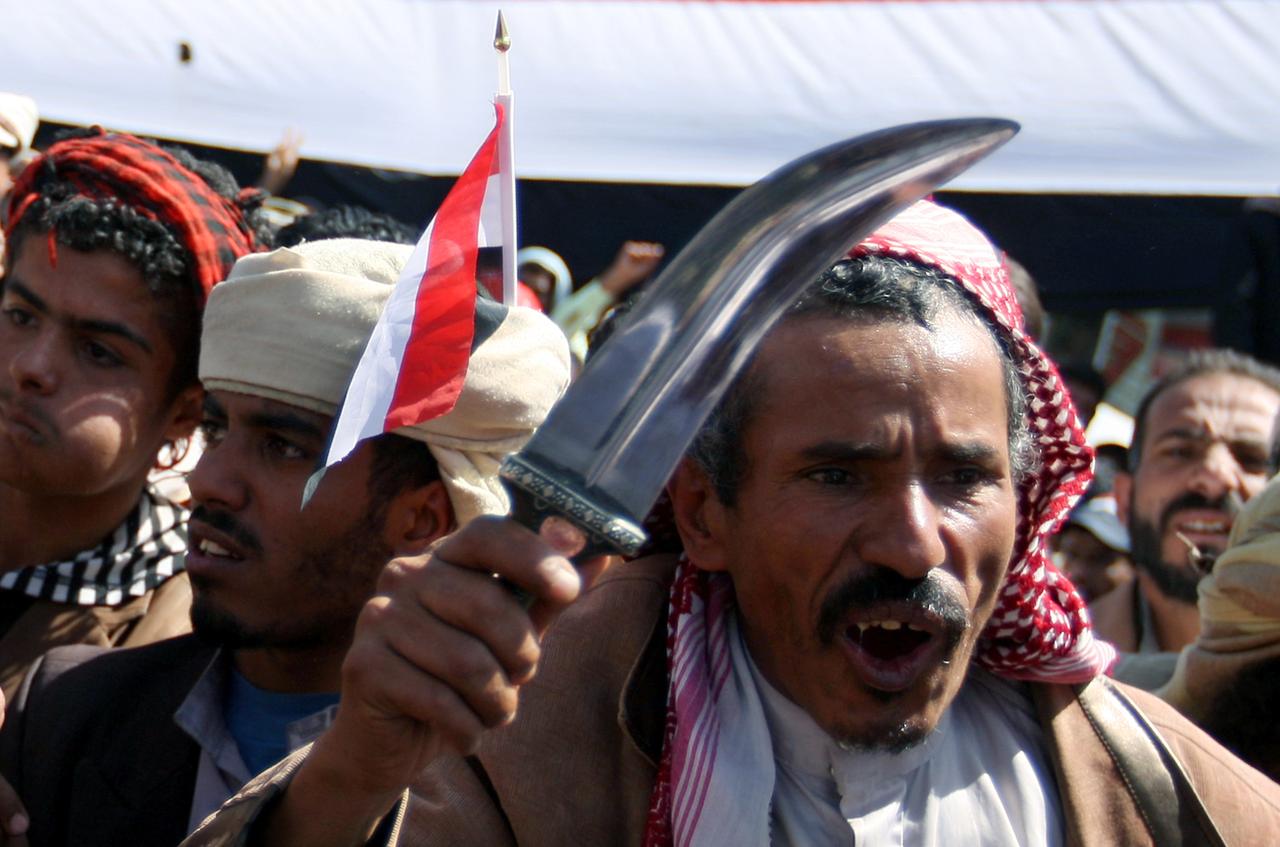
[0,93,1279,846]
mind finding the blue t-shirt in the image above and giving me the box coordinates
[224,670,340,776]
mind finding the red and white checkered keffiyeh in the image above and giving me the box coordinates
[642,199,1115,847]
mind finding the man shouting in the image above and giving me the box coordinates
[189,202,1280,846]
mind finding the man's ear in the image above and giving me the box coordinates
[1113,471,1132,528]
[163,384,204,441]
[668,458,729,572]
[386,480,455,554]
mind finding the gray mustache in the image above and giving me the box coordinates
[817,567,969,649]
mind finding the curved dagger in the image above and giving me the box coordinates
[502,118,1019,556]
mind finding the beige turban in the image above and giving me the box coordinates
[199,238,571,525]
[0,94,37,152]
[1159,474,1280,720]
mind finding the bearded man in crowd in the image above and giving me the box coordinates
[1093,349,1280,688]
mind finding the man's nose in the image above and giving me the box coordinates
[1188,441,1246,501]
[854,483,946,580]
[7,333,60,395]
[187,438,249,512]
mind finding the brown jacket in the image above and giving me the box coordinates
[0,572,192,704]
[185,556,1280,846]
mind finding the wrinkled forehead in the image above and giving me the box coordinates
[1144,373,1280,446]
[751,308,1010,426]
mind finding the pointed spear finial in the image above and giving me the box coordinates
[495,11,512,96]
[494,11,511,52]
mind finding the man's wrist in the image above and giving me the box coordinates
[257,736,403,847]
[597,270,629,296]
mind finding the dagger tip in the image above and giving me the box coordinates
[494,10,511,51]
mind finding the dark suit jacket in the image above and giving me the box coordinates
[0,634,214,847]
[0,572,194,706]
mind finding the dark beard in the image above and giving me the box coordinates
[190,512,390,651]
[1126,492,1224,604]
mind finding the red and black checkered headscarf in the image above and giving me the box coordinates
[5,128,265,298]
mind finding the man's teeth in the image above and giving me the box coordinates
[1181,520,1229,533]
[854,620,926,634]
[200,539,233,557]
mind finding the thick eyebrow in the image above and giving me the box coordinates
[245,409,327,441]
[201,394,326,440]
[799,440,1003,465]
[937,442,1004,466]
[6,278,153,355]
[202,395,226,420]
[800,441,895,463]
[1154,427,1268,447]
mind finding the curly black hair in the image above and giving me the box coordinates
[275,204,417,248]
[3,128,273,398]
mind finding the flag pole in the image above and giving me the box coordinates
[495,11,517,305]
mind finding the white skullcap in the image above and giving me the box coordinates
[517,245,573,306]
[199,238,571,525]
[0,94,38,152]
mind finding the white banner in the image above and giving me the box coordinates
[2,0,1277,195]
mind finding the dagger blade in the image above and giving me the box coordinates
[503,118,1018,555]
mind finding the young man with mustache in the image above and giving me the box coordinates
[1092,350,1280,689]
[0,239,570,845]
[188,202,1280,846]
[0,129,268,703]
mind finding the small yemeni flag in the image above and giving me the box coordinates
[303,103,506,505]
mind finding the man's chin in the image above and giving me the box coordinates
[1146,551,1205,605]
[190,597,261,649]
[825,680,947,754]
[834,711,933,754]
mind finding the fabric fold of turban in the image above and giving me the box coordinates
[1159,475,1280,720]
[199,239,571,525]
[5,128,265,298]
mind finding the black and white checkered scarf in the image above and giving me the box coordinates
[0,487,187,605]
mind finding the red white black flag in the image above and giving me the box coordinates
[310,102,506,492]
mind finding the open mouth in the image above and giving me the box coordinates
[839,609,950,693]
[849,620,934,661]
[1176,517,1230,536]
[185,521,253,574]
[196,538,243,560]
[1170,511,1234,573]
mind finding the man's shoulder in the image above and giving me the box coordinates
[22,633,212,718]
[589,553,680,594]
[537,553,675,697]
[1,638,208,846]
[1118,681,1280,812]
[547,553,676,646]
[527,553,675,707]
[1034,676,1280,843]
